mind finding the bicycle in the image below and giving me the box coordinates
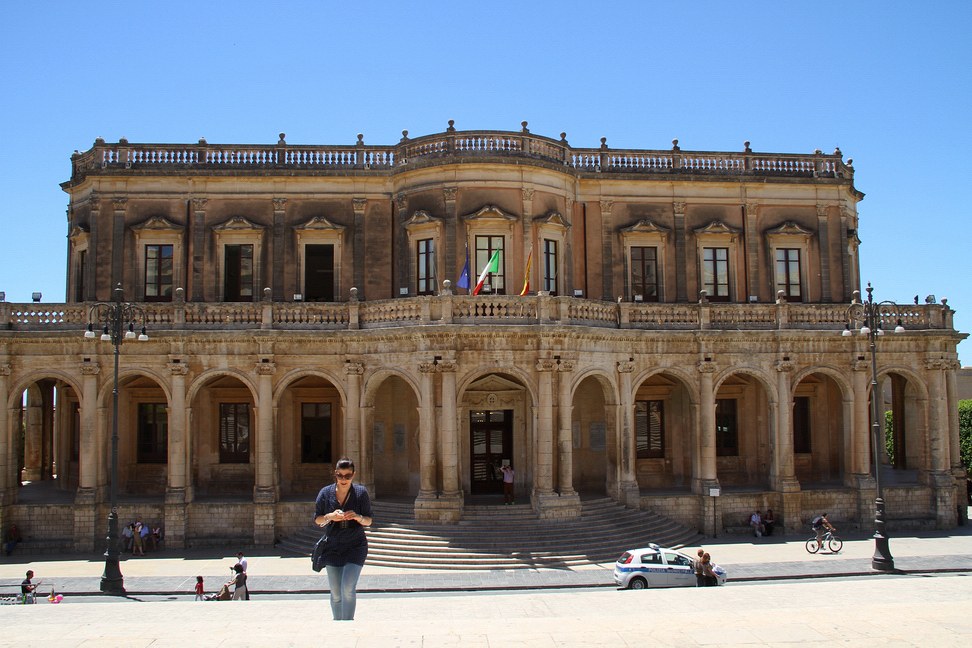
[805,529,842,553]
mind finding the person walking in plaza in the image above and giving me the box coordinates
[694,549,706,587]
[132,517,145,556]
[236,551,250,599]
[314,457,373,621]
[501,462,515,505]
[701,552,717,586]
[226,563,247,600]
[194,576,205,601]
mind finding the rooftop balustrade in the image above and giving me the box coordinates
[0,294,952,335]
[69,129,853,183]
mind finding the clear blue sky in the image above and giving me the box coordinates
[1,1,969,364]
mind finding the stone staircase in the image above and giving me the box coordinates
[278,496,704,569]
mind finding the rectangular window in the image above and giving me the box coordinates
[775,248,802,302]
[301,402,332,463]
[630,246,658,302]
[715,398,738,456]
[224,244,254,302]
[75,250,87,302]
[304,244,334,302]
[417,238,435,295]
[635,400,664,458]
[475,236,505,294]
[137,403,168,464]
[793,396,811,453]
[219,403,250,464]
[702,247,729,301]
[145,244,174,302]
[543,239,558,295]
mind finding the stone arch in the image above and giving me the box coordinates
[569,369,619,497]
[187,368,258,406]
[457,364,539,408]
[363,369,423,499]
[713,366,777,487]
[791,366,855,484]
[274,367,348,405]
[632,368,700,490]
[874,365,929,473]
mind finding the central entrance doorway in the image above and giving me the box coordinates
[470,410,512,494]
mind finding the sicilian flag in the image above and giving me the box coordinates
[519,249,533,296]
[457,244,470,291]
[472,249,501,296]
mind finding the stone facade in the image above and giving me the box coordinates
[0,126,966,550]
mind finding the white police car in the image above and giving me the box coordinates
[614,544,727,589]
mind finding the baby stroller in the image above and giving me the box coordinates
[205,584,232,601]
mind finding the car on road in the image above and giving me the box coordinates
[614,544,727,589]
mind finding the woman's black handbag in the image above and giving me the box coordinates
[311,524,330,572]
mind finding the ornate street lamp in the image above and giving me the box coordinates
[84,284,148,595]
[844,283,904,572]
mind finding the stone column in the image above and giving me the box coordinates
[557,360,577,497]
[0,364,10,505]
[271,198,287,301]
[189,198,207,301]
[774,360,803,534]
[165,361,189,548]
[437,359,462,522]
[926,359,956,529]
[697,360,721,536]
[744,203,760,301]
[851,360,877,532]
[816,204,832,303]
[534,359,556,503]
[22,383,49,482]
[253,360,277,546]
[73,363,100,551]
[599,200,615,300]
[616,360,639,506]
[673,202,688,302]
[352,198,367,300]
[416,362,437,498]
[945,361,967,522]
[443,188,458,290]
[344,362,363,464]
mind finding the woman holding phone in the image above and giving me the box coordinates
[314,457,373,620]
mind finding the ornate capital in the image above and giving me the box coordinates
[395,194,407,209]
[557,359,574,372]
[698,361,717,373]
[565,198,574,213]
[78,363,100,376]
[0,364,12,376]
[256,362,277,375]
[170,363,189,376]
[272,197,287,211]
[925,358,949,371]
[599,199,613,214]
[775,360,795,373]
[442,187,458,202]
[673,201,686,215]
[419,361,437,373]
[352,198,367,214]
[521,187,534,202]
[816,203,830,217]
[112,197,127,209]
[852,360,870,372]
[536,358,557,372]
[436,360,457,373]
[745,202,759,216]
[190,197,208,210]
[345,362,364,376]
[617,360,634,374]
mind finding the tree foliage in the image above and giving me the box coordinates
[960,400,972,473]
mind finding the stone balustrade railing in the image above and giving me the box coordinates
[70,129,853,182]
[0,295,952,335]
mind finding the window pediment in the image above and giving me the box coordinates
[69,225,90,245]
[765,221,813,240]
[533,211,569,229]
[463,204,517,223]
[693,220,741,238]
[295,215,346,232]
[404,210,441,229]
[466,374,524,393]
[621,219,670,237]
[132,215,184,233]
[214,216,266,232]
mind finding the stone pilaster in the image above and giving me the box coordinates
[600,200,614,300]
[443,188,458,293]
[189,197,207,301]
[253,360,277,546]
[352,198,367,300]
[744,202,760,300]
[673,201,688,302]
[436,359,463,522]
[616,359,639,506]
[111,197,127,292]
[165,361,189,548]
[271,198,286,301]
[0,364,11,507]
[413,362,439,520]
[926,358,957,528]
[816,204,832,302]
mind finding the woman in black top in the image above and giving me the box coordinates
[314,457,373,620]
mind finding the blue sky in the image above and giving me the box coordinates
[1,1,969,364]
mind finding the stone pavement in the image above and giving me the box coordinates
[2,522,971,597]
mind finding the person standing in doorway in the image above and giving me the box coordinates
[314,457,373,620]
[501,462,515,505]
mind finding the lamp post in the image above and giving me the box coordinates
[844,283,903,572]
[85,284,148,595]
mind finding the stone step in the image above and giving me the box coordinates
[279,497,704,570]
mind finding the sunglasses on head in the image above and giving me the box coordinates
[334,472,354,480]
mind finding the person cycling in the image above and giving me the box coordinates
[811,512,835,550]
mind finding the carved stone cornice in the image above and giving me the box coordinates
[78,363,100,376]
[190,197,208,210]
[442,187,458,202]
[698,361,717,373]
[256,362,277,375]
[617,360,634,373]
[775,360,795,373]
[272,198,287,211]
[345,362,364,375]
[352,198,367,214]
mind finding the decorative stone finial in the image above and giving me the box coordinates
[401,130,409,141]
[357,133,364,143]
[744,141,751,152]
[349,286,358,302]
[699,289,708,304]
[278,133,286,144]
[94,137,105,145]
[834,147,842,156]
[119,137,128,145]
[521,121,529,132]
[198,137,207,145]
[447,120,456,132]
[600,137,607,148]
[560,132,567,141]
[263,287,272,302]
[814,148,821,154]
[672,139,680,150]
[847,158,853,166]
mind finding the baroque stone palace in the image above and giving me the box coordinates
[0,124,966,551]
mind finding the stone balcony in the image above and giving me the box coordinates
[0,291,952,335]
[67,126,854,184]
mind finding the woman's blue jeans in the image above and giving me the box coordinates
[325,563,363,620]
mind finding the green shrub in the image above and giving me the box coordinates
[960,400,972,473]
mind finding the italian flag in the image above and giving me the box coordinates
[472,250,501,296]
[519,249,533,296]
